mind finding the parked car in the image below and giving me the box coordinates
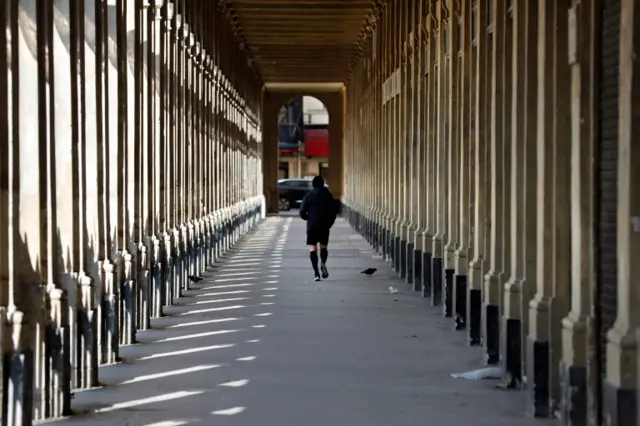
[277,178,313,211]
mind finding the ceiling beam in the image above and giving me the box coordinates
[263,82,346,92]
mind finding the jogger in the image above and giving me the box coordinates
[299,176,338,281]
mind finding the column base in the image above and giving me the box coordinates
[385,229,392,261]
[468,289,482,346]
[443,269,454,317]
[421,251,432,298]
[559,362,587,425]
[526,337,550,417]
[364,216,371,241]
[603,380,637,426]
[453,274,467,330]
[394,236,401,272]
[430,257,442,306]
[405,242,414,283]
[413,249,422,292]
[503,317,522,388]
[399,239,408,278]
[374,222,381,252]
[484,303,500,365]
[4,347,35,426]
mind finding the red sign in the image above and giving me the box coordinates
[304,129,329,157]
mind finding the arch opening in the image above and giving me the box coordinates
[276,96,330,213]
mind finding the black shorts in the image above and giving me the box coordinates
[306,228,330,246]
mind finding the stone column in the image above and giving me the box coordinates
[405,0,417,285]
[175,2,187,297]
[503,0,526,388]
[260,90,278,214]
[136,0,150,333]
[431,0,446,307]
[483,0,507,366]
[399,0,411,280]
[527,0,571,417]
[100,0,121,366]
[467,0,489,347]
[559,1,595,423]
[184,22,196,281]
[374,25,382,243]
[392,0,403,272]
[411,0,424,289]
[165,0,179,305]
[382,5,393,259]
[604,0,640,423]
[517,0,538,387]
[420,3,437,299]
[550,1,572,407]
[444,0,460,319]
[527,0,554,412]
[149,1,166,318]
[4,2,37,424]
[361,60,369,233]
[0,0,9,313]
[1,4,11,422]
[389,1,398,263]
[77,0,102,388]
[453,0,472,330]
[50,0,76,414]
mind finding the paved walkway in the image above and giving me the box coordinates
[40,217,546,426]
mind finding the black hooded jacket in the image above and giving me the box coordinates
[299,186,338,230]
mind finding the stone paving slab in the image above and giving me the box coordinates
[37,217,550,426]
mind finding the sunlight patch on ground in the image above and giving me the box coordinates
[94,390,205,413]
[119,365,222,385]
[138,344,235,360]
[212,407,246,416]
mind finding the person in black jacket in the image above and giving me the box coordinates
[299,175,338,281]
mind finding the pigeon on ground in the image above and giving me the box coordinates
[360,268,377,277]
[188,275,203,283]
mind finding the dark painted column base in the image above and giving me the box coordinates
[443,269,454,317]
[503,317,522,388]
[526,337,550,417]
[421,251,432,298]
[412,249,422,292]
[467,289,482,345]
[603,380,637,426]
[393,236,401,272]
[484,304,500,365]
[559,362,587,425]
[373,222,379,248]
[385,229,392,261]
[430,257,442,306]
[453,274,467,330]
[399,239,407,278]
[405,242,413,283]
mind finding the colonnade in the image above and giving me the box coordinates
[0,0,263,424]
[343,0,639,424]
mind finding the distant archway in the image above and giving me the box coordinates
[262,89,345,215]
[275,96,330,212]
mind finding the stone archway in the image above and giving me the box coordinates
[262,88,345,214]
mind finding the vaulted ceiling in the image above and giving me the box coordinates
[222,0,383,83]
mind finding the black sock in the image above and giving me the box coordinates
[320,248,328,264]
[310,251,320,276]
